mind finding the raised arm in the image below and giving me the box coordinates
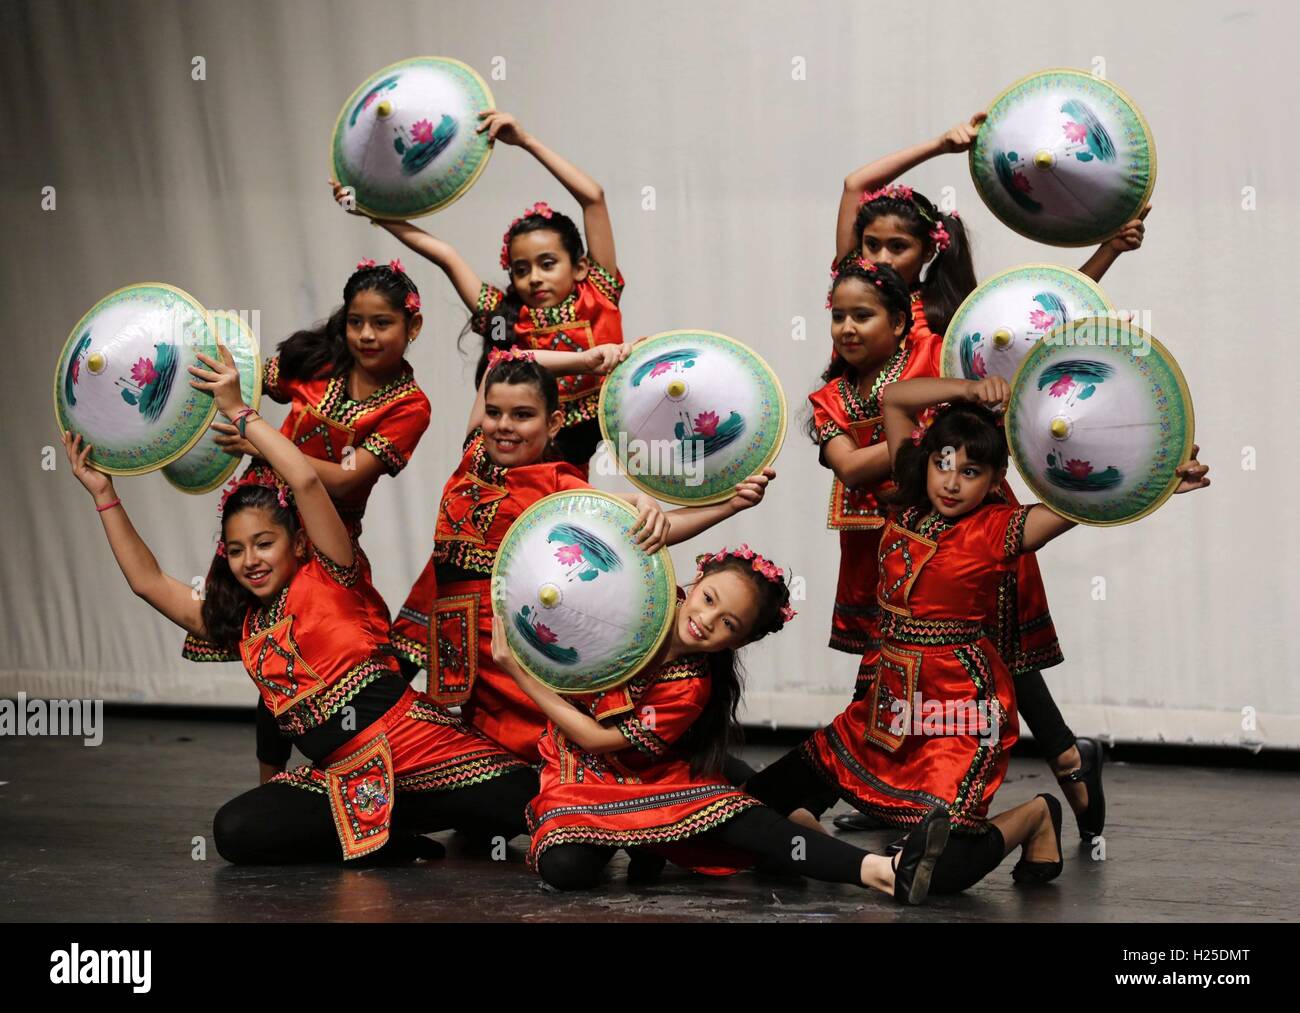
[190,347,354,570]
[61,432,208,640]
[491,617,628,753]
[880,376,1008,468]
[836,113,985,262]
[329,178,484,310]
[1078,204,1152,283]
[479,111,617,274]
[613,468,776,556]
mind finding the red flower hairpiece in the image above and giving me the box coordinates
[910,406,939,446]
[404,291,421,313]
[826,254,884,308]
[389,258,405,275]
[356,257,376,270]
[500,201,556,269]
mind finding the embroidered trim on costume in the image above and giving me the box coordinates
[360,432,408,476]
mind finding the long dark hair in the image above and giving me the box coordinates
[480,356,564,463]
[277,264,420,382]
[684,556,793,778]
[853,188,975,337]
[201,484,303,648]
[883,401,1008,515]
[462,208,586,386]
[804,258,912,444]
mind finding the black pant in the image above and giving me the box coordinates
[744,745,1007,894]
[537,804,869,891]
[213,766,540,864]
[1013,668,1076,759]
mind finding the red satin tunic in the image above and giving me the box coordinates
[256,355,431,537]
[803,503,1032,831]
[810,295,943,664]
[473,263,625,431]
[391,428,590,762]
[527,648,760,874]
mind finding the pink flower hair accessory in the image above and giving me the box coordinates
[404,291,421,313]
[929,222,952,252]
[500,201,556,269]
[388,258,405,275]
[694,544,797,626]
[486,346,537,370]
[910,406,939,446]
[356,258,376,270]
[858,183,915,207]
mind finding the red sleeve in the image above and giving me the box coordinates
[359,393,432,477]
[554,465,593,493]
[613,676,708,758]
[586,262,625,308]
[309,547,361,589]
[262,355,290,404]
[808,381,850,445]
[470,282,509,339]
[969,503,1034,565]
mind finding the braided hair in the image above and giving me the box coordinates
[278,263,420,382]
[853,187,975,337]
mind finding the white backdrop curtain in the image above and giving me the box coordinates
[2,0,1295,747]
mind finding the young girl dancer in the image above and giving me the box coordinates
[811,257,935,673]
[332,109,625,474]
[390,350,778,765]
[749,375,1210,892]
[826,115,1149,835]
[190,260,433,783]
[61,346,537,864]
[494,547,951,904]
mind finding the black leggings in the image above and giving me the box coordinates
[1013,668,1076,759]
[537,804,870,891]
[213,767,540,864]
[743,745,1007,894]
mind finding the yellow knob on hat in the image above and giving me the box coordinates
[538,584,560,608]
[1033,149,1055,170]
[666,379,686,398]
[376,100,393,118]
[992,329,1013,348]
[1050,417,1070,439]
[87,352,106,374]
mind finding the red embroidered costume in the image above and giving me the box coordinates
[815,296,1062,685]
[390,428,591,762]
[811,294,942,666]
[526,645,760,874]
[471,264,624,473]
[193,546,525,859]
[248,353,432,539]
[802,502,1033,831]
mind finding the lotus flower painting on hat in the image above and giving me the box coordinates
[1006,319,1193,525]
[332,56,495,220]
[941,265,1113,384]
[53,283,219,475]
[492,491,676,694]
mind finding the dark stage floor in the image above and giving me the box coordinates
[2,713,1296,922]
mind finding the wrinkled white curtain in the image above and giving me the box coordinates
[2,0,1295,746]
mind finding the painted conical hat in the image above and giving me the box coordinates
[331,56,495,220]
[491,490,677,695]
[940,264,1113,383]
[598,330,786,506]
[1006,318,1193,525]
[53,283,219,475]
[970,68,1156,247]
[163,310,263,493]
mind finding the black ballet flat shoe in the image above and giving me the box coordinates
[833,810,888,832]
[627,849,667,883]
[368,834,447,866]
[891,806,950,905]
[1059,737,1106,841]
[1012,794,1063,885]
